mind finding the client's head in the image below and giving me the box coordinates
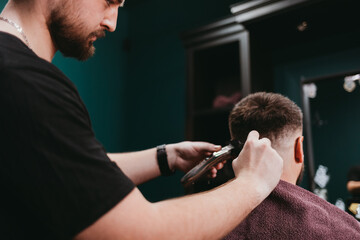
[229,92,304,185]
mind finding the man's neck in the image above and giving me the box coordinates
[276,148,297,185]
[280,175,296,185]
[0,1,56,62]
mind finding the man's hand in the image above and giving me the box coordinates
[166,141,222,176]
[232,130,283,196]
[77,132,283,240]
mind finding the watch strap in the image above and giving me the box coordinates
[157,144,175,176]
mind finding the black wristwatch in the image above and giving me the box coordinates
[157,144,175,176]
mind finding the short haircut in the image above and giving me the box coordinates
[229,92,303,143]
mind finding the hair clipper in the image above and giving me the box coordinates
[181,140,243,187]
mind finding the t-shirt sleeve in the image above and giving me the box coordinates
[0,68,135,238]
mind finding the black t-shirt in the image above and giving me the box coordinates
[0,32,135,239]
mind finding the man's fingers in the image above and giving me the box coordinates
[246,130,271,147]
[232,130,283,197]
[207,168,218,178]
[205,152,213,157]
[258,137,271,146]
[246,130,260,141]
[215,162,224,170]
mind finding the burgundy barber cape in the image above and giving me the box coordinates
[224,180,360,240]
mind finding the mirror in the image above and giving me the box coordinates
[301,69,360,204]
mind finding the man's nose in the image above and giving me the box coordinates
[101,7,118,32]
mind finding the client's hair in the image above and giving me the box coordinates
[229,92,303,143]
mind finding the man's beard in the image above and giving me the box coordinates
[47,8,105,61]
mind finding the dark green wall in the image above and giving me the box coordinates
[124,0,240,201]
[123,0,240,150]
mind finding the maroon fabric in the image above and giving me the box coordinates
[224,180,360,240]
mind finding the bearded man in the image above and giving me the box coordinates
[0,1,283,239]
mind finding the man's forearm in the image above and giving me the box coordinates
[107,148,160,185]
[152,176,266,239]
[76,175,271,240]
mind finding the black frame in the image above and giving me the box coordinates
[301,69,360,192]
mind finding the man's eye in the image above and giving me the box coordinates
[106,0,112,6]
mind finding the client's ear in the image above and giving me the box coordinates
[295,136,304,163]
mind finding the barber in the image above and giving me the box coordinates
[0,0,283,239]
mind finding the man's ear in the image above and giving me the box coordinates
[295,136,304,163]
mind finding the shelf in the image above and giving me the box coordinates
[183,16,250,146]
[193,106,234,117]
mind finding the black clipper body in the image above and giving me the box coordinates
[181,140,243,187]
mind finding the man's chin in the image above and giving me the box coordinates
[58,45,94,61]
[77,46,95,61]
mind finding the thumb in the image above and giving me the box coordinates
[194,142,222,152]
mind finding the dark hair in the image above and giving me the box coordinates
[229,92,303,143]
